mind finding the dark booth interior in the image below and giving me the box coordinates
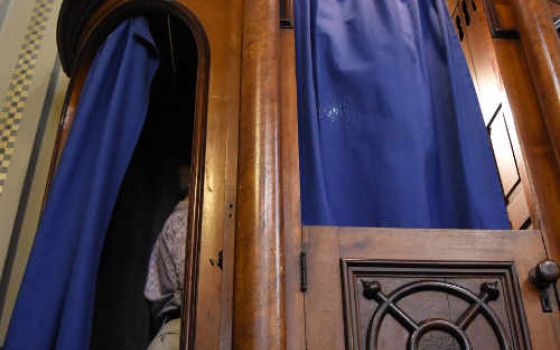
[90,13,197,350]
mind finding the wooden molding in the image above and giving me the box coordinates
[511,0,560,167]
[280,24,306,350]
[482,0,519,38]
[509,0,560,261]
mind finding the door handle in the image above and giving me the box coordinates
[529,260,560,312]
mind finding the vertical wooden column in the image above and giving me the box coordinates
[511,0,560,165]
[233,0,286,349]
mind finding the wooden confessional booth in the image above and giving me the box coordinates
[52,0,560,349]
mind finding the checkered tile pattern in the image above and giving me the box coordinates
[0,0,54,195]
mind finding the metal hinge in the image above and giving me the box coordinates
[300,251,308,292]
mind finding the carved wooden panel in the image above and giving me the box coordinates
[341,260,531,350]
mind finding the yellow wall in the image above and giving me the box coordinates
[0,0,68,345]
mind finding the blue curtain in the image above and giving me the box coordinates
[5,18,159,350]
[295,0,509,228]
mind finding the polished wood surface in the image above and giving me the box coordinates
[494,37,560,259]
[232,0,286,349]
[483,0,518,37]
[511,0,560,166]
[463,0,503,124]
[172,2,244,349]
[304,226,560,350]
[467,0,560,260]
[180,14,210,350]
[280,27,306,350]
[548,0,560,16]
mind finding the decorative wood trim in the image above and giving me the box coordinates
[53,3,211,349]
[280,21,306,350]
[482,0,519,39]
[510,0,560,259]
[511,0,560,163]
[232,0,286,348]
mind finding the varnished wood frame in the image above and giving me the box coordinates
[511,0,560,169]
[505,0,560,260]
[47,2,210,348]
[481,0,519,38]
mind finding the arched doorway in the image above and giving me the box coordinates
[51,4,209,349]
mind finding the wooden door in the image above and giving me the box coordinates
[303,227,560,349]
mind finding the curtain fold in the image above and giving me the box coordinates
[5,17,159,350]
[294,0,509,228]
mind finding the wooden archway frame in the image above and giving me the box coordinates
[49,2,210,348]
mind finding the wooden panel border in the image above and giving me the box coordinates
[511,0,560,167]
[482,0,519,38]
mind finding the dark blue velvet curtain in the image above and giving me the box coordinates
[5,18,159,350]
[295,0,509,228]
